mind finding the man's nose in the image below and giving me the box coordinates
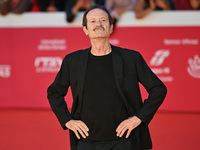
[96,20,102,26]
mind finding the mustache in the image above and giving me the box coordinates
[93,26,105,31]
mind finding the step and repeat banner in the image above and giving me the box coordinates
[0,12,200,112]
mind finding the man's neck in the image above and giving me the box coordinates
[90,39,111,56]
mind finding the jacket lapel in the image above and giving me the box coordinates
[75,47,90,118]
[112,45,135,116]
[112,45,123,87]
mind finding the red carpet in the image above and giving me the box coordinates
[0,109,199,150]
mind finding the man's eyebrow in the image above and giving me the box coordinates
[89,17,107,20]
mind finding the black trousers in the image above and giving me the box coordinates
[77,137,136,150]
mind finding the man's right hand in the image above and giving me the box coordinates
[65,120,89,139]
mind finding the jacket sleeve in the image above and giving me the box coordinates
[47,56,72,130]
[135,52,167,125]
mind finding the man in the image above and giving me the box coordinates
[105,0,137,26]
[47,5,167,150]
[0,0,32,16]
[66,0,105,22]
[134,0,172,19]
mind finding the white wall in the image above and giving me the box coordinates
[0,11,200,27]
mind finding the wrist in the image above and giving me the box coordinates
[133,116,142,123]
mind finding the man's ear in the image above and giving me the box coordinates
[83,26,88,36]
[110,24,113,34]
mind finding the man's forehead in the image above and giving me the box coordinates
[87,8,108,19]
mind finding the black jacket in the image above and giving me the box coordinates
[47,45,167,150]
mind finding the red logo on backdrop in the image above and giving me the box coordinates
[34,57,62,73]
[164,38,199,46]
[0,65,11,78]
[150,50,170,66]
[150,50,173,82]
[37,39,67,51]
[187,55,200,79]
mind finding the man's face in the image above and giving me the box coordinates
[83,8,113,39]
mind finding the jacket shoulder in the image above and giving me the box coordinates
[63,48,90,61]
[112,45,141,57]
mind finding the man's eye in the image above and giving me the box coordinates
[91,21,95,23]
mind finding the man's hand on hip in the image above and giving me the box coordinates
[65,120,89,139]
[116,116,142,138]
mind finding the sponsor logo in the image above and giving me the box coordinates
[0,65,11,78]
[150,50,173,82]
[38,39,67,50]
[187,55,200,79]
[150,50,170,66]
[164,38,198,45]
[34,57,62,73]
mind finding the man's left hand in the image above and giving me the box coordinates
[116,116,142,138]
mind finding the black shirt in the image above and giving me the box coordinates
[81,51,129,142]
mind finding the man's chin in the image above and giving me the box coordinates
[91,35,109,39]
